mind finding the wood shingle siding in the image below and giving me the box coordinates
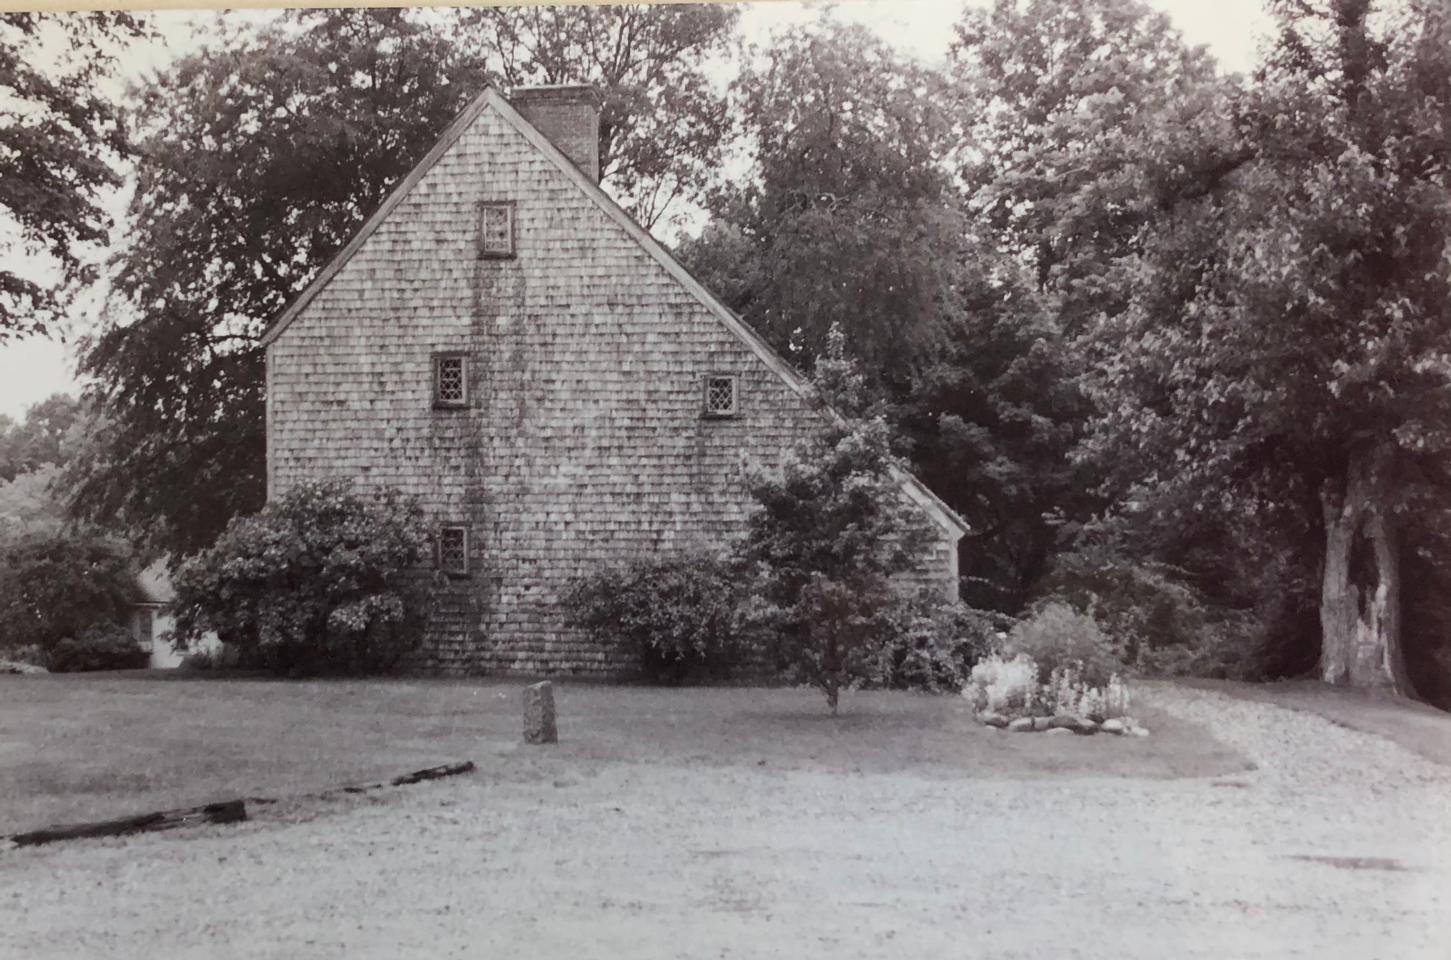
[264,86,966,675]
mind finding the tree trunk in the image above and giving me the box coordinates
[1319,450,1411,693]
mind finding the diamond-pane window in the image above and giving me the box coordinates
[703,375,739,417]
[439,526,469,576]
[434,353,467,408]
[480,202,514,258]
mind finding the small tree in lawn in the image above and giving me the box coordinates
[739,325,932,713]
[171,479,436,675]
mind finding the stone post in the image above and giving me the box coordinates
[523,680,558,744]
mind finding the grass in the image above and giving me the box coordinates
[6,674,1449,960]
[0,670,1250,835]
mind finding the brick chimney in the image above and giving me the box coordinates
[509,84,602,183]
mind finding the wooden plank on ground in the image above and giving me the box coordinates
[6,760,476,849]
[389,761,476,786]
[10,799,247,848]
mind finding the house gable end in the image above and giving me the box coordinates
[262,86,967,542]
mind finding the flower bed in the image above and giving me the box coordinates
[963,652,1149,736]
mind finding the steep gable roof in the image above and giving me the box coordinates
[259,86,968,540]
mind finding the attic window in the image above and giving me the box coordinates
[438,525,470,577]
[433,352,468,408]
[480,202,515,258]
[703,374,739,418]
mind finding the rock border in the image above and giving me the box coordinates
[977,712,1149,737]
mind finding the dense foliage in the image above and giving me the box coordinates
[1032,549,1281,680]
[0,395,88,542]
[49,623,148,673]
[0,393,82,481]
[680,18,959,387]
[1083,0,1451,694]
[562,549,747,683]
[1002,602,1122,689]
[0,528,136,659]
[0,12,145,339]
[170,480,434,675]
[868,598,1005,694]
[70,10,481,556]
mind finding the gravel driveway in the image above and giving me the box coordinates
[1,684,1447,960]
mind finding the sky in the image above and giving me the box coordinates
[0,0,1276,421]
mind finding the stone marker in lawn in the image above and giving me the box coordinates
[523,680,558,744]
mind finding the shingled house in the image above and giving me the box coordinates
[261,85,968,674]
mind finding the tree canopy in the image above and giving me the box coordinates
[1084,0,1451,691]
[680,18,961,384]
[71,9,483,555]
[0,12,145,340]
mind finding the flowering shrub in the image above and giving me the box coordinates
[171,480,435,675]
[562,549,747,683]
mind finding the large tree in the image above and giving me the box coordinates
[680,13,1118,608]
[72,9,484,555]
[1086,0,1451,693]
[679,17,962,388]
[948,0,1234,337]
[0,12,145,339]
[0,392,83,481]
[939,0,1324,621]
[896,256,1088,611]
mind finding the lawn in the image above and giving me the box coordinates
[2,674,1450,959]
[0,671,1247,835]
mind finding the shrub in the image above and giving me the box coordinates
[562,549,746,683]
[1,643,47,669]
[171,480,435,675]
[0,529,137,660]
[1034,555,1209,666]
[870,599,1006,693]
[1004,601,1122,688]
[49,624,149,673]
[1033,552,1283,680]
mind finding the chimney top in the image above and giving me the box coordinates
[509,83,603,105]
[509,84,602,183]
